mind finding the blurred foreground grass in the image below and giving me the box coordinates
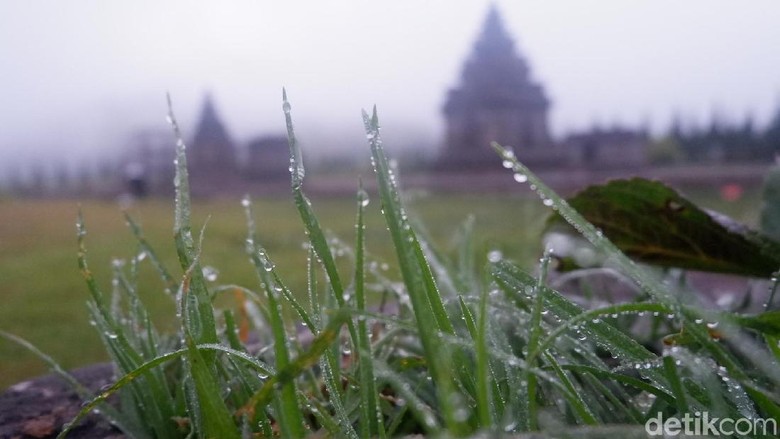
[0,192,555,389]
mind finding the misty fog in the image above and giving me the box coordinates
[1,0,779,182]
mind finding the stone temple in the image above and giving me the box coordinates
[188,93,240,195]
[439,6,560,170]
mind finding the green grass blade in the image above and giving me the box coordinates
[558,364,675,406]
[239,309,351,416]
[57,348,188,439]
[354,182,385,438]
[307,247,322,329]
[79,213,179,438]
[532,302,672,365]
[662,355,689,414]
[491,261,666,384]
[363,107,465,433]
[542,352,598,425]
[124,213,178,296]
[525,252,552,430]
[282,90,359,356]
[363,107,454,336]
[243,196,318,335]
[166,95,218,351]
[183,335,241,439]
[372,358,440,434]
[243,237,306,436]
[475,284,492,428]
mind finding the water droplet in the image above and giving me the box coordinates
[360,197,370,207]
[241,197,250,208]
[513,173,528,183]
[487,250,503,262]
[542,198,553,207]
[202,266,219,282]
[695,318,704,324]
[282,101,292,113]
[706,322,719,329]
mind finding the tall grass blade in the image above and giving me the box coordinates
[282,89,359,355]
[166,95,218,351]
[354,182,385,438]
[124,213,178,296]
[363,106,466,433]
[475,283,492,429]
[242,221,306,436]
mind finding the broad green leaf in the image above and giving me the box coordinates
[548,178,780,277]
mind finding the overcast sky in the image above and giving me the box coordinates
[1,0,779,173]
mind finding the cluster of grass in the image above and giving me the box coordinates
[3,92,780,438]
[0,195,548,390]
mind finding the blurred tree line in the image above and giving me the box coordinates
[648,106,780,165]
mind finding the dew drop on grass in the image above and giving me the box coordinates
[706,321,719,329]
[487,250,503,262]
[202,266,219,282]
[513,173,528,183]
[502,159,513,169]
[542,198,554,207]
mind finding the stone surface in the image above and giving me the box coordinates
[0,363,122,439]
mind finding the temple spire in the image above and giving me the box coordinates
[188,92,237,194]
[438,5,553,170]
[474,4,515,57]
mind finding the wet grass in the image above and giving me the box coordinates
[1,110,774,438]
[0,192,550,390]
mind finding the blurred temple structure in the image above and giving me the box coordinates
[437,5,648,171]
[188,93,240,195]
[439,6,557,170]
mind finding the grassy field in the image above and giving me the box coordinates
[0,184,762,390]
